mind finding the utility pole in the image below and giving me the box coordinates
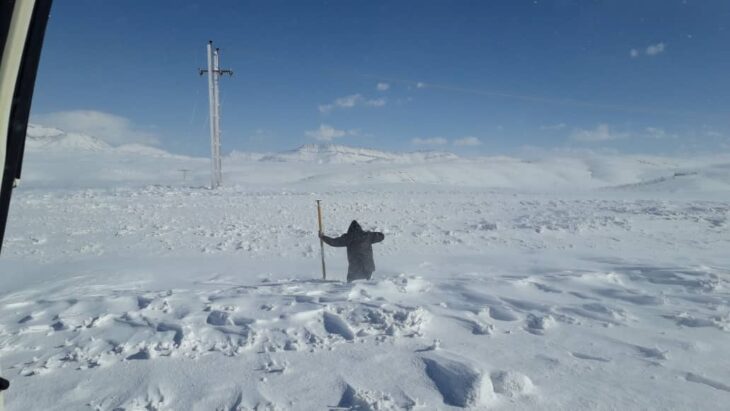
[178,168,190,182]
[199,41,232,189]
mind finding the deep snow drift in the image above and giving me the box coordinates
[0,125,729,410]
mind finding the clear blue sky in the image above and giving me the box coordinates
[30,0,730,156]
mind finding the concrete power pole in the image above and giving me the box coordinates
[199,41,232,189]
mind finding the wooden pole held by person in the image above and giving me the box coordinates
[316,200,326,280]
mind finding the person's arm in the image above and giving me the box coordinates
[369,232,385,244]
[320,232,350,247]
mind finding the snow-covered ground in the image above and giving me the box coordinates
[1,125,729,410]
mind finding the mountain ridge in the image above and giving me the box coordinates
[258,143,459,164]
[27,123,461,163]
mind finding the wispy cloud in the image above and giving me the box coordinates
[365,76,691,116]
[411,137,448,146]
[376,82,390,91]
[570,124,628,142]
[630,42,666,58]
[318,94,387,113]
[646,42,666,56]
[540,123,566,131]
[365,98,386,107]
[703,127,723,138]
[644,127,677,139]
[32,110,160,146]
[412,136,482,147]
[453,136,482,146]
[305,124,357,141]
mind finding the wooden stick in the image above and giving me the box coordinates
[316,200,326,280]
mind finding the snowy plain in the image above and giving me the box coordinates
[0,125,729,410]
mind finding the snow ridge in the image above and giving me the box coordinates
[259,143,459,164]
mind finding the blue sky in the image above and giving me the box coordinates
[30,0,730,156]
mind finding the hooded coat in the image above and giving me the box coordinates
[321,220,385,282]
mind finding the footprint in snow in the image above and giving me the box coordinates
[685,372,730,393]
[570,352,611,363]
[323,311,355,341]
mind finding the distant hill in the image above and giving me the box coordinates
[258,144,459,164]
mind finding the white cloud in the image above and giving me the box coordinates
[305,124,356,141]
[411,137,448,146]
[412,136,482,146]
[376,82,390,91]
[646,42,666,56]
[318,95,357,113]
[644,127,670,139]
[334,94,361,108]
[318,94,387,113]
[453,136,482,146]
[365,98,386,107]
[540,123,566,131]
[570,124,627,142]
[32,110,160,146]
[630,42,666,58]
[416,82,426,89]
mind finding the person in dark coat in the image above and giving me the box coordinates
[319,220,385,282]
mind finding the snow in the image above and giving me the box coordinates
[489,371,534,398]
[0,126,729,409]
[422,353,495,407]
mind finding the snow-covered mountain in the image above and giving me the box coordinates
[20,124,730,193]
[26,123,112,151]
[25,124,188,158]
[26,125,458,165]
[258,144,459,164]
